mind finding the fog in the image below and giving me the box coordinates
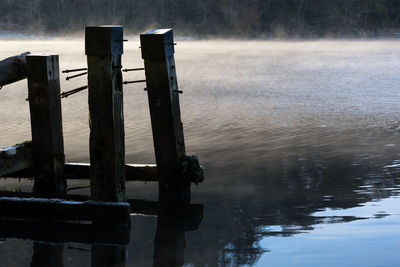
[1,0,400,38]
[1,3,400,264]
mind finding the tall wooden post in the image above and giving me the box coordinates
[140,29,190,207]
[26,54,66,197]
[85,26,126,202]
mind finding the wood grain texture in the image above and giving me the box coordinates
[26,54,66,197]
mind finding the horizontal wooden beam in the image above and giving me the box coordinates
[0,141,33,177]
[0,220,130,245]
[0,191,158,216]
[64,163,158,182]
[1,160,157,182]
[0,197,130,226]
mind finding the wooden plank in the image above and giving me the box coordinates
[140,29,190,206]
[3,162,158,181]
[64,163,157,181]
[0,197,130,225]
[0,220,130,245]
[85,26,125,202]
[0,52,30,87]
[0,141,33,176]
[26,54,66,197]
[0,191,202,221]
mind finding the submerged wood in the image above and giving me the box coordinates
[0,141,33,176]
[0,52,30,87]
[0,196,130,225]
[0,191,202,222]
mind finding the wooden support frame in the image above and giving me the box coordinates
[26,54,66,197]
[0,26,203,231]
[140,29,190,207]
[85,26,126,202]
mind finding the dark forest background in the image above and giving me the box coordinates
[1,0,400,37]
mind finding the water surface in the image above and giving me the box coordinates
[1,39,400,266]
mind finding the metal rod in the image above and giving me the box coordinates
[123,80,146,85]
[66,72,87,80]
[59,85,88,98]
[122,68,145,72]
[62,68,87,74]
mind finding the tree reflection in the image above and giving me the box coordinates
[184,147,400,266]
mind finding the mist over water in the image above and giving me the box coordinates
[1,39,400,266]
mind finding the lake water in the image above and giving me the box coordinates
[1,39,400,266]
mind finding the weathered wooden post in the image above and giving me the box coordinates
[140,29,190,207]
[26,54,66,197]
[85,26,126,202]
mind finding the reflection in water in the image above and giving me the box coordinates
[31,243,63,267]
[1,40,400,266]
[91,245,126,267]
[153,212,186,267]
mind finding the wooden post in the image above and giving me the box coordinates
[140,29,189,207]
[85,26,126,202]
[26,54,66,197]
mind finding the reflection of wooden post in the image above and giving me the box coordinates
[26,54,66,197]
[140,29,189,207]
[153,205,203,267]
[31,242,64,267]
[92,245,126,267]
[85,26,125,201]
[153,216,185,267]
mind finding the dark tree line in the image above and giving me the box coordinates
[1,0,400,37]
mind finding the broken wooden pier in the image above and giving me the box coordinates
[0,26,204,235]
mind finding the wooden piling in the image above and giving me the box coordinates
[26,54,66,197]
[140,29,190,207]
[85,26,125,202]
